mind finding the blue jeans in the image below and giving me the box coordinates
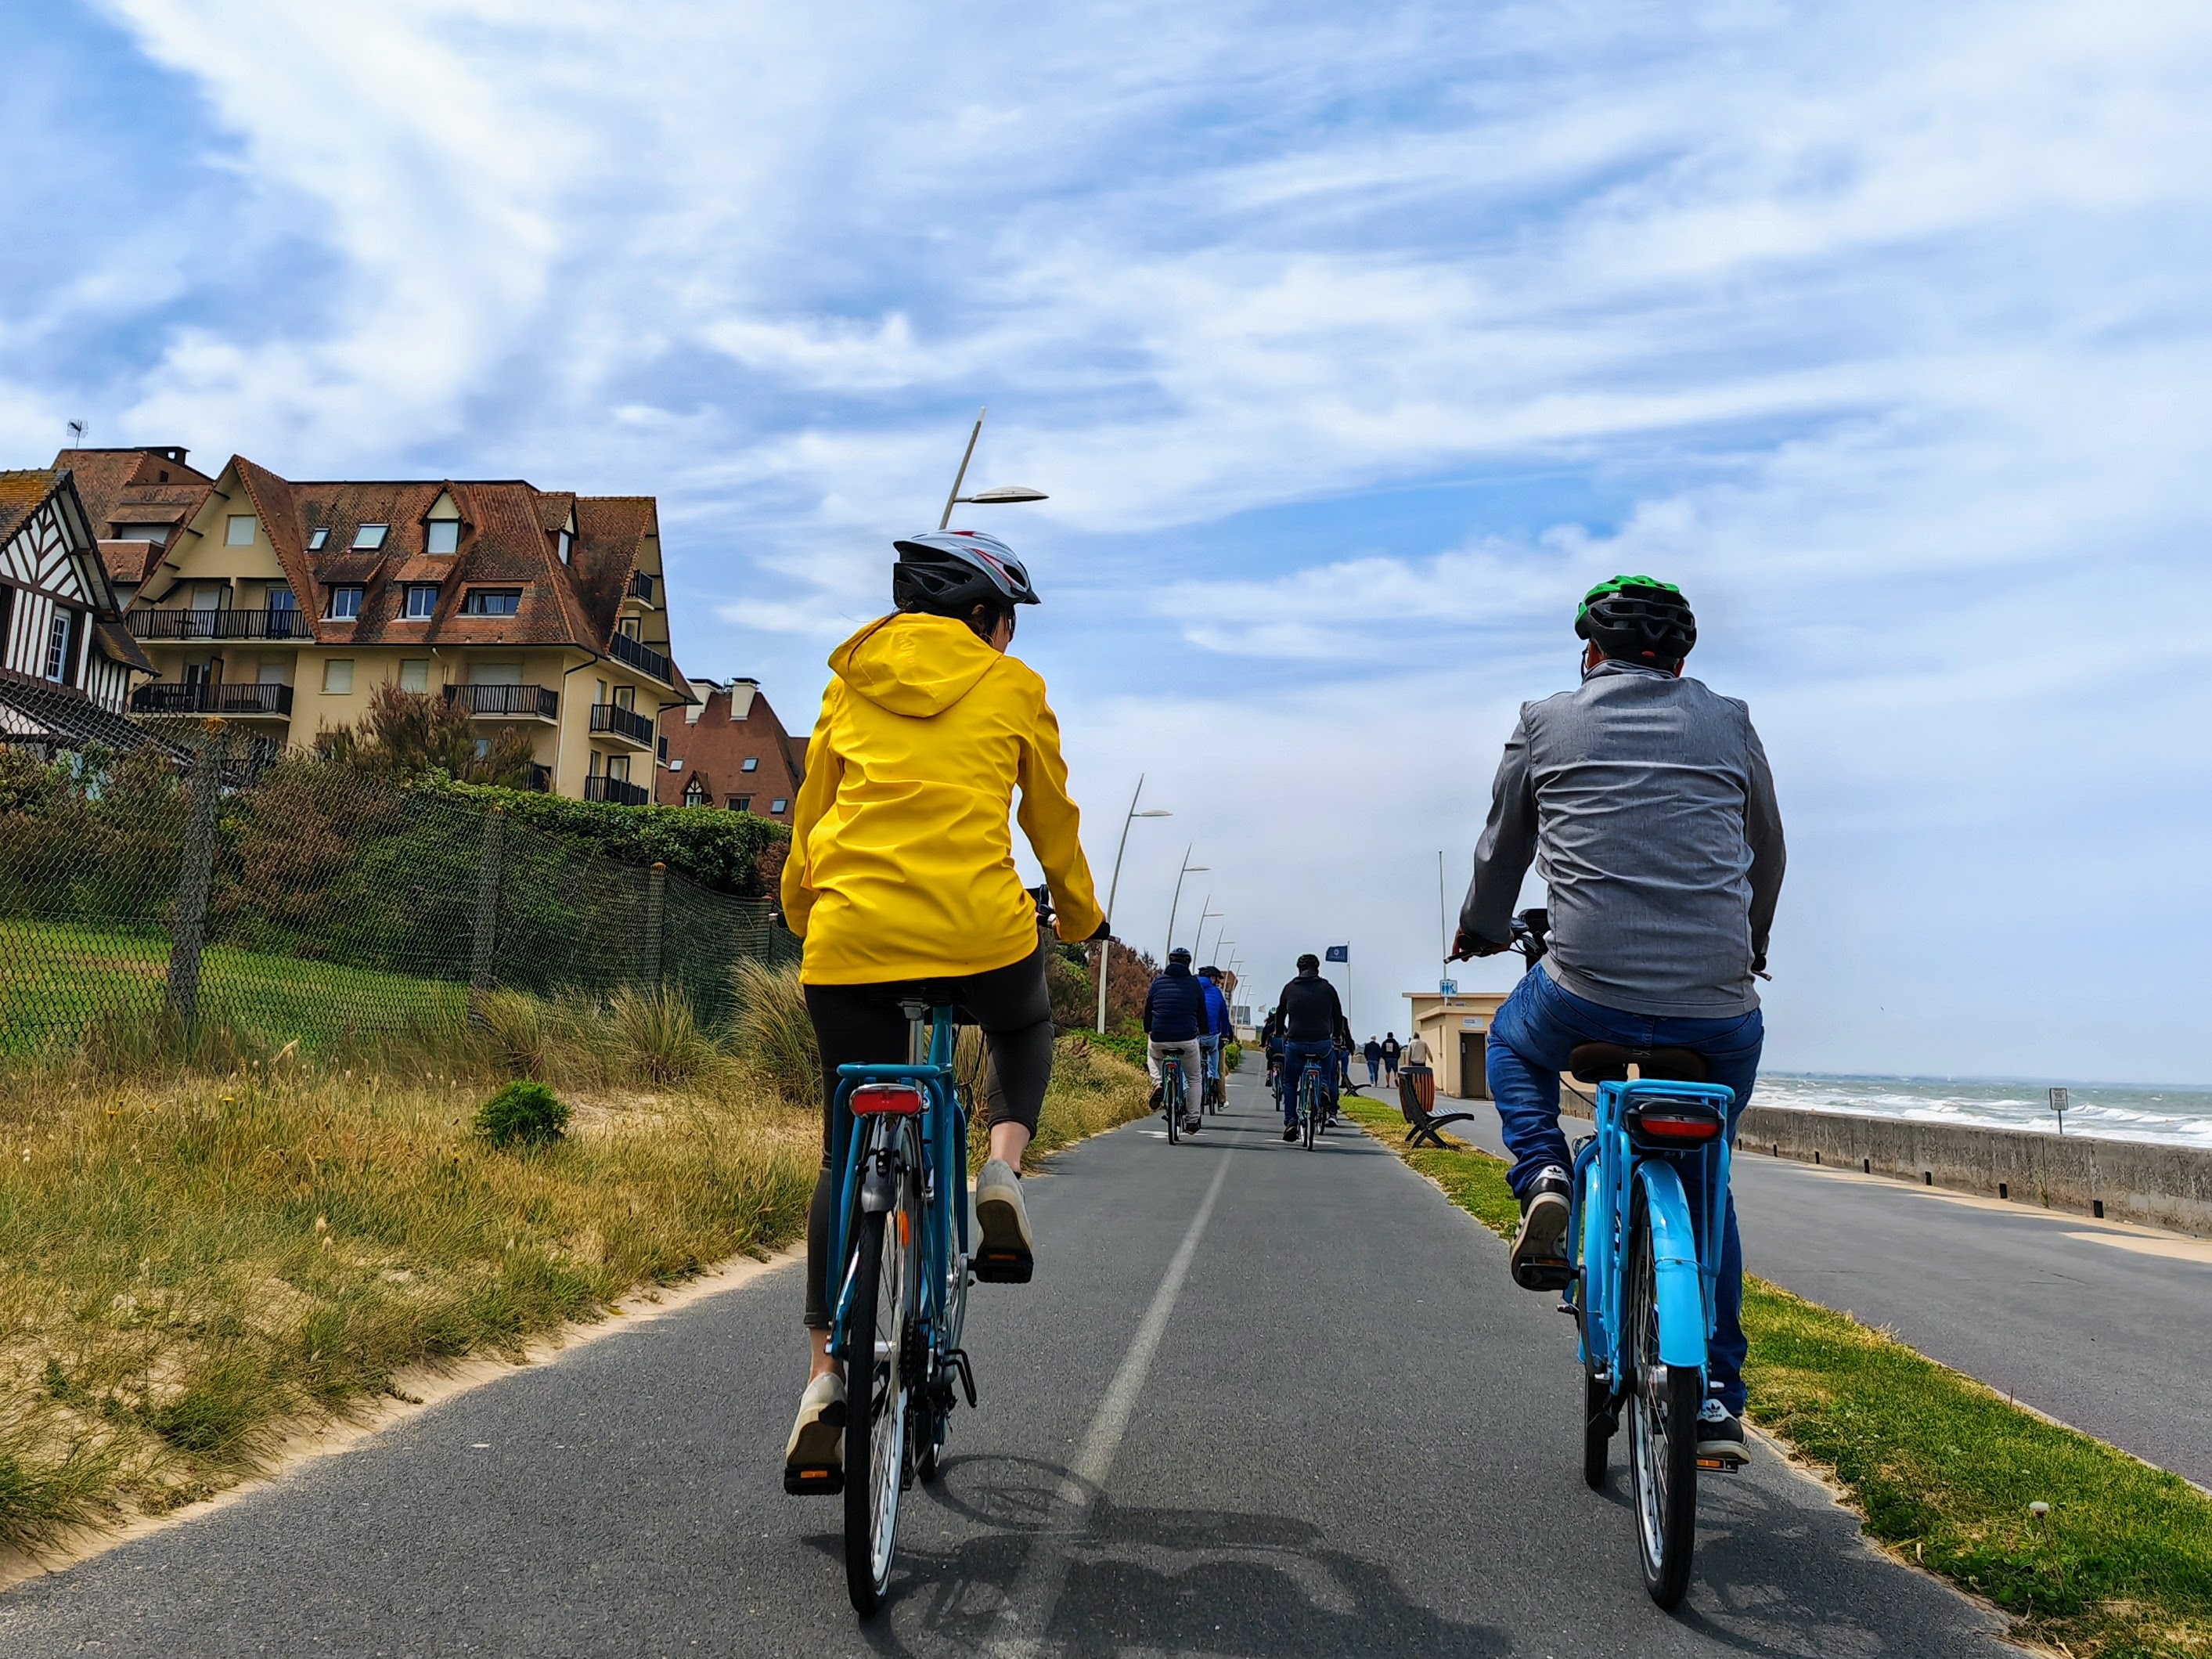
[1486,967,1764,1413]
[1277,1038,1338,1125]
[1198,1034,1222,1085]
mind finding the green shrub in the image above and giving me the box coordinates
[473,1080,570,1148]
[440,781,788,896]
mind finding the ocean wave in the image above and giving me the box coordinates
[1756,1075,2212,1149]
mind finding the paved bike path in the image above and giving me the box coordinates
[1429,1090,2212,1488]
[0,1065,2016,1656]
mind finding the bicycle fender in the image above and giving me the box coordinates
[1634,1160,1709,1372]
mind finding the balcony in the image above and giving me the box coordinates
[605,629,672,684]
[589,701,656,747]
[626,570,657,604]
[442,683,560,722]
[129,606,304,642]
[585,774,650,806]
[521,762,553,794]
[131,681,294,718]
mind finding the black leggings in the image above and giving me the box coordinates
[802,943,1055,1329]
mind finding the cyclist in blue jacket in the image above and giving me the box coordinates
[1142,947,1216,1134]
[1454,575,1784,1466]
[1196,965,1234,1105]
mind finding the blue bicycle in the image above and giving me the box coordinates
[1503,910,1740,1607]
[820,993,984,1615]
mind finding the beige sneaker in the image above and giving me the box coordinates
[782,1371,845,1495]
[972,1158,1035,1283]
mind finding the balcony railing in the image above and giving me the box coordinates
[627,571,657,604]
[128,606,304,641]
[585,774,651,806]
[442,683,560,721]
[521,763,553,794]
[589,701,656,746]
[605,629,672,684]
[131,682,295,717]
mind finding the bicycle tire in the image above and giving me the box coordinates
[1165,1064,1182,1145]
[1301,1070,1318,1151]
[1577,1265,1614,1491]
[1626,1188,1699,1609]
[843,1150,917,1617]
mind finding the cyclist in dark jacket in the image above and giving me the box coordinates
[1273,955,1347,1141]
[1142,948,1215,1131]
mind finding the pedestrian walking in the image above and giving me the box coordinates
[1362,1036,1382,1085]
[1381,1031,1401,1084]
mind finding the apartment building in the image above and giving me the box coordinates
[657,677,807,817]
[0,467,161,756]
[99,452,690,802]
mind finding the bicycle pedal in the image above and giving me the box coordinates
[783,1465,844,1496]
[1513,1258,1573,1293]
[1694,1456,1741,1473]
[972,1250,1032,1284]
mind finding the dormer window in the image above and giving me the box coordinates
[557,528,574,564]
[352,523,388,550]
[403,584,438,619]
[326,586,363,621]
[308,528,330,551]
[461,588,521,617]
[426,520,460,554]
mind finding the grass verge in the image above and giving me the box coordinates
[1338,1095,2212,1659]
[1,1026,1150,1556]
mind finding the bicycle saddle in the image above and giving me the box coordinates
[1568,1043,1709,1084]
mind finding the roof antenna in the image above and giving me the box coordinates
[67,420,86,447]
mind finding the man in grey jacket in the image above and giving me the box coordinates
[1453,575,1783,1464]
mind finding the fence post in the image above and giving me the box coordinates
[164,723,225,1026]
[643,860,667,991]
[467,807,506,1026]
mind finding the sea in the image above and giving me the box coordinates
[1758,1074,2212,1151]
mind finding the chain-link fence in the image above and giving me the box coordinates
[0,723,799,1058]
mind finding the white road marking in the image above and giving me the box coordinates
[984,1146,1236,1657]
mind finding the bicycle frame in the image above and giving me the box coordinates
[825,1005,971,1381]
[1570,1078,1736,1390]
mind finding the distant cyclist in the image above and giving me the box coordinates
[1196,965,1234,1105]
[1143,947,1216,1134]
[1273,954,1348,1142]
[1454,575,1784,1466]
[1262,1008,1284,1091]
[778,528,1107,1488]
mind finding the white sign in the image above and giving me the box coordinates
[1439,979,1457,994]
[1461,1018,1483,1031]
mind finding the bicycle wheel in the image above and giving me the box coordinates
[843,1141,918,1616]
[1301,1072,1318,1151]
[1165,1067,1182,1145]
[1625,1187,1700,1609]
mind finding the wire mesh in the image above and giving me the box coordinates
[0,722,799,1058]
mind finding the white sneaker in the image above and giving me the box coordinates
[784,1372,845,1493]
[973,1157,1035,1283]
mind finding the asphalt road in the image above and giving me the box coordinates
[0,1063,2017,1657]
[1434,1089,2212,1488]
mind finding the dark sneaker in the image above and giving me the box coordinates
[1695,1400,1750,1468]
[1282,1126,1299,1143]
[1182,1115,1201,1134]
[1149,1086,1163,1112]
[972,1158,1035,1283]
[1509,1166,1574,1292]
[783,1372,845,1495]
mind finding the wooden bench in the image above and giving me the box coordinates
[1397,1064,1479,1149]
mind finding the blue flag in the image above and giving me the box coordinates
[1324,944,1349,962]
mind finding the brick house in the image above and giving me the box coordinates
[658,677,806,820]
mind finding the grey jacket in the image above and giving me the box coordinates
[1460,661,1785,1018]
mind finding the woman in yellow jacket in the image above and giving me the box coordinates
[780,528,1105,1484]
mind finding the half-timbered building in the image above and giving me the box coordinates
[0,469,160,756]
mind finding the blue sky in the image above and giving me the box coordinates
[6,2,2211,1082]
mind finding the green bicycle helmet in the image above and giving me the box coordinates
[1576,575,1696,665]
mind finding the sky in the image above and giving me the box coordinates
[5,1,2210,1084]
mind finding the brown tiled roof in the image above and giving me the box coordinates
[55,448,218,587]
[97,539,162,586]
[201,458,688,692]
[0,469,63,544]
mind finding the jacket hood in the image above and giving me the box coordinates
[829,612,1003,717]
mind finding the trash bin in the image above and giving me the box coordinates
[1399,1063,1435,1119]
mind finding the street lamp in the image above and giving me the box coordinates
[1191,904,1223,963]
[1164,849,1209,963]
[937,408,1049,530]
[1095,777,1173,1033]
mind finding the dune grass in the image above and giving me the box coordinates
[1338,1095,2212,1659]
[0,967,1151,1556]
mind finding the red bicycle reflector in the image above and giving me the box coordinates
[1637,1112,1722,1141]
[851,1083,925,1116]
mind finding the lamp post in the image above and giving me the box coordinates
[1193,905,1223,964]
[936,408,1048,530]
[1164,848,1209,965]
[1094,777,1173,1033]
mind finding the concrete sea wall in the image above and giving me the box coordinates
[1738,1105,2212,1236]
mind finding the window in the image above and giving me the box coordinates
[322,659,355,694]
[257,661,288,687]
[114,523,167,543]
[225,514,257,546]
[45,611,77,683]
[326,586,362,620]
[683,777,708,807]
[612,684,634,712]
[398,658,429,692]
[426,520,460,554]
[769,799,788,814]
[607,756,631,782]
[403,584,438,619]
[556,528,574,564]
[462,589,521,616]
[740,756,759,773]
[266,585,297,611]
[618,615,641,640]
[352,523,388,550]
[307,528,330,551]
[727,794,753,812]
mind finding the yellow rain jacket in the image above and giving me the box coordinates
[781,612,1105,984]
